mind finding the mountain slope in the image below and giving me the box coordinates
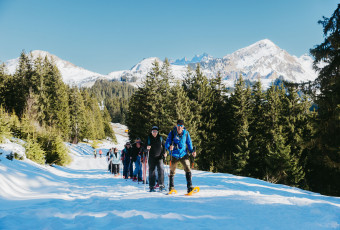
[4,50,109,87]
[0,124,340,229]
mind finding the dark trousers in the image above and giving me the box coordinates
[123,159,132,178]
[113,164,119,175]
[149,157,164,188]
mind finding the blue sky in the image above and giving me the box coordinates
[0,0,338,74]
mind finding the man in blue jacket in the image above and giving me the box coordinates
[165,119,196,193]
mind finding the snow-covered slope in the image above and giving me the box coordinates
[4,50,109,87]
[1,125,340,229]
[3,39,318,88]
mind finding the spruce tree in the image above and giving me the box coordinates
[229,76,251,175]
[247,80,266,178]
[69,87,87,143]
[25,135,45,164]
[307,4,340,195]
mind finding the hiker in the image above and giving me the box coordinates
[99,149,103,158]
[111,148,121,176]
[146,126,166,192]
[131,138,146,182]
[94,150,97,158]
[165,119,196,193]
[122,142,133,179]
[108,148,113,172]
[106,149,110,161]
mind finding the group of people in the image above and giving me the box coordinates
[96,120,197,193]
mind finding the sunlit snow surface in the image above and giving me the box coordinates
[1,124,340,229]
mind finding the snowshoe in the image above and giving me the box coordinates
[185,186,200,196]
[167,187,177,195]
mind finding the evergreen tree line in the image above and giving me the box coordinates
[127,59,315,190]
[0,52,116,165]
[88,79,136,124]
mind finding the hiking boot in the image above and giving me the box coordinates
[169,186,175,191]
[159,185,165,192]
[187,186,194,194]
[149,188,156,192]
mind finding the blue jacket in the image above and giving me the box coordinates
[165,127,194,159]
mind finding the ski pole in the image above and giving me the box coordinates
[191,147,196,169]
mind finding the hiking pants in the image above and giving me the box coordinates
[133,156,143,180]
[149,157,164,188]
[113,164,120,175]
[169,157,191,176]
[123,159,131,178]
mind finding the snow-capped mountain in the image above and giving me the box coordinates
[3,39,318,88]
[191,39,318,88]
[4,50,108,87]
[171,53,214,65]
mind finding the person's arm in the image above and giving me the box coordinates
[161,138,167,158]
[165,131,173,151]
[186,131,196,157]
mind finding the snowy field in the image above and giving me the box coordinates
[1,124,340,229]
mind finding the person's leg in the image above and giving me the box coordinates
[157,158,165,188]
[133,160,139,179]
[169,158,179,190]
[180,158,193,192]
[149,157,156,189]
[129,160,133,178]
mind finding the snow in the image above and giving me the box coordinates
[1,124,340,229]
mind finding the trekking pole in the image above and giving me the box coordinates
[147,149,149,187]
[191,147,196,169]
[143,152,146,191]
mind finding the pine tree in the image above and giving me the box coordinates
[0,106,11,143]
[247,80,266,178]
[229,76,251,175]
[307,4,340,195]
[262,86,291,183]
[69,87,87,143]
[127,60,162,141]
[25,135,45,164]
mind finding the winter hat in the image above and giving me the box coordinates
[126,142,131,145]
[135,137,142,144]
[152,126,159,131]
[177,119,184,126]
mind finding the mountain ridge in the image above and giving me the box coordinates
[3,39,317,88]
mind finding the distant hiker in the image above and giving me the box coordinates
[107,148,112,163]
[131,138,146,182]
[122,142,133,179]
[146,126,166,192]
[111,148,121,176]
[94,150,97,158]
[99,149,103,158]
[165,119,196,193]
[108,148,113,172]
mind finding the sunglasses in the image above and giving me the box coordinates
[152,130,158,133]
[177,124,184,127]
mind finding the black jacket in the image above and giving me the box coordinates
[131,143,146,162]
[145,134,165,159]
[122,147,132,162]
